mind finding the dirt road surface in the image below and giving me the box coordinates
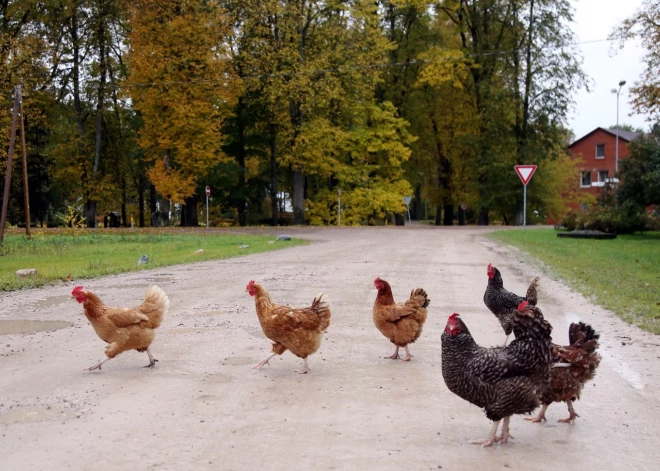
[1,227,659,470]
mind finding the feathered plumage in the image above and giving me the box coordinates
[72,285,169,371]
[246,281,331,374]
[527,322,601,424]
[483,263,540,345]
[441,302,553,447]
[373,277,429,361]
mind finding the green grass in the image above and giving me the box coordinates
[0,229,305,291]
[488,229,660,334]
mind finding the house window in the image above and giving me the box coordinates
[596,144,605,159]
[580,171,592,188]
[598,170,609,183]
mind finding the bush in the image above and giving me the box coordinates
[558,201,648,234]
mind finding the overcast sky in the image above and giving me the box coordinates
[568,0,650,138]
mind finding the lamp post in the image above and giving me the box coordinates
[611,80,626,176]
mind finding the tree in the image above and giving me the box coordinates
[612,0,660,120]
[617,126,660,207]
[608,123,646,134]
[126,0,239,226]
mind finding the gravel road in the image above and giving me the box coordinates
[1,226,659,470]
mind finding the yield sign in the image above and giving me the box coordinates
[515,165,537,185]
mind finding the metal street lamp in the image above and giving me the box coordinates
[611,80,626,176]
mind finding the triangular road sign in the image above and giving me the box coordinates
[515,165,537,185]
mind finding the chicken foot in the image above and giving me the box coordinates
[400,345,413,362]
[143,348,158,368]
[294,357,311,374]
[525,404,549,423]
[558,401,580,424]
[253,353,277,370]
[384,346,400,360]
[498,416,514,443]
[470,420,501,447]
[86,357,111,371]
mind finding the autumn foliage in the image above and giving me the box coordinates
[0,0,614,227]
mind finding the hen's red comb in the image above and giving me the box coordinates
[449,313,460,320]
[517,301,529,311]
[246,280,255,290]
[72,285,83,295]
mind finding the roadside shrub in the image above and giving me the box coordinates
[558,201,648,234]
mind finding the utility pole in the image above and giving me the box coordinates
[0,86,21,244]
[18,85,31,238]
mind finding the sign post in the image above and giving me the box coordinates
[403,196,412,223]
[205,186,211,229]
[514,165,537,232]
[337,188,341,226]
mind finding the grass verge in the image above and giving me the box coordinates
[0,229,305,291]
[487,229,660,334]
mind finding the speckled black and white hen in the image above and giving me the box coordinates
[441,302,553,447]
[483,263,540,346]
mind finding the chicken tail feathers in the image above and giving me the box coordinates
[525,277,540,305]
[409,288,430,309]
[311,292,331,331]
[138,285,170,329]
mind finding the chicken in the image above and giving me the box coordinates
[483,263,540,346]
[441,301,553,447]
[373,277,429,361]
[246,280,330,374]
[525,322,601,424]
[72,285,169,371]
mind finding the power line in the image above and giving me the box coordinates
[59,37,616,91]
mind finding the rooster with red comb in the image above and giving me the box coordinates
[483,264,540,346]
[441,302,553,447]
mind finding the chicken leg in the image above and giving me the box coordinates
[400,345,413,362]
[558,401,580,424]
[470,420,501,447]
[502,333,511,347]
[86,357,111,371]
[498,416,514,443]
[525,403,549,423]
[384,346,400,360]
[253,353,277,370]
[294,357,311,374]
[143,348,158,368]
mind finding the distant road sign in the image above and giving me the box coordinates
[460,203,468,211]
[205,185,211,196]
[514,165,537,185]
[403,196,412,206]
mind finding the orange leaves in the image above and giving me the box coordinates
[146,160,196,204]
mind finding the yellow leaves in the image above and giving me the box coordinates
[244,157,261,178]
[146,160,196,204]
[126,0,238,199]
[418,48,472,89]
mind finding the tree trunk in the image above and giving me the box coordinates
[443,202,454,226]
[181,196,199,227]
[236,97,247,226]
[434,206,442,226]
[269,123,278,226]
[292,169,305,225]
[414,184,422,220]
[121,178,127,227]
[478,207,489,226]
[85,200,96,228]
[138,184,145,227]
[87,0,108,229]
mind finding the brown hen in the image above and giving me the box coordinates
[246,281,330,374]
[72,285,169,371]
[526,322,601,424]
[373,277,429,361]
